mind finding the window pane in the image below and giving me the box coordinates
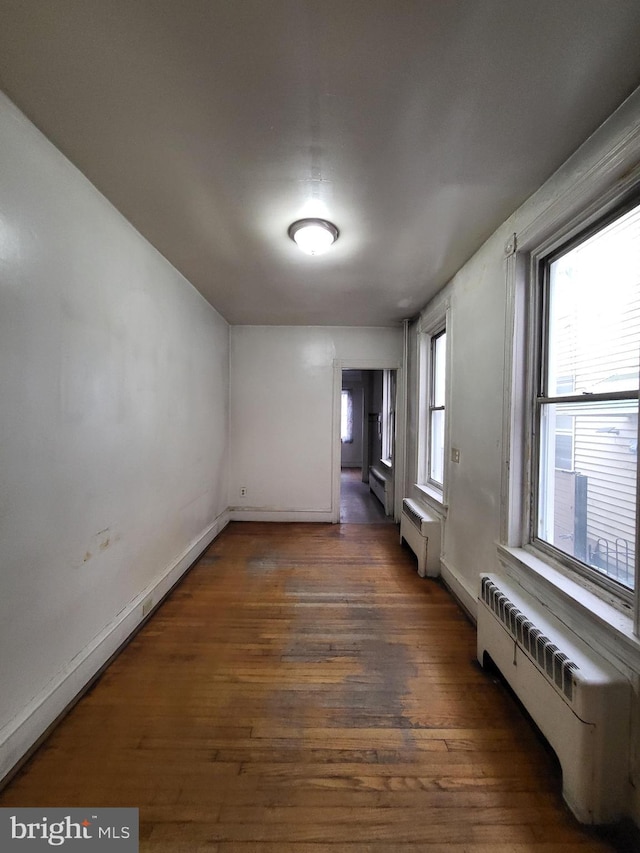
[432,332,447,407]
[341,390,353,443]
[538,202,640,594]
[546,204,640,397]
[538,401,637,590]
[429,409,445,485]
[382,369,396,461]
[555,433,574,471]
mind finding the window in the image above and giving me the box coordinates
[428,330,447,487]
[533,200,640,595]
[416,308,449,507]
[341,389,353,443]
[381,369,396,463]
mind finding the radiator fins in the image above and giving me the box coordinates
[481,576,579,702]
[402,499,424,530]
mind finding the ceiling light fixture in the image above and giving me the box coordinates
[288,218,339,255]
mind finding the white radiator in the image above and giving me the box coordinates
[477,573,630,824]
[369,465,393,515]
[399,498,441,578]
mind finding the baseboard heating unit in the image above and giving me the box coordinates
[477,573,630,824]
[369,465,393,515]
[399,498,441,578]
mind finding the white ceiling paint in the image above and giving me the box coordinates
[1,0,640,326]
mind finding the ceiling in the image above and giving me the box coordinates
[1,1,640,327]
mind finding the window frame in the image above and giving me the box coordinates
[528,196,640,606]
[416,302,451,510]
[497,182,640,634]
[428,329,447,488]
[340,388,354,444]
[381,369,396,466]
[496,98,640,650]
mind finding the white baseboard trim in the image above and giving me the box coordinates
[229,509,333,523]
[0,509,229,785]
[440,557,478,624]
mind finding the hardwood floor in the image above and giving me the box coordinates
[0,522,624,851]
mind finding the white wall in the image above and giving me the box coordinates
[229,326,402,520]
[417,233,509,609]
[406,87,640,824]
[0,94,230,779]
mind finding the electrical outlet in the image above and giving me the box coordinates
[142,596,154,617]
[451,447,460,464]
[240,486,247,497]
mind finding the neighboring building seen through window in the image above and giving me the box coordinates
[429,330,447,487]
[535,201,640,592]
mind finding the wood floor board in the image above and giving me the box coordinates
[215,803,575,827]
[149,820,548,844]
[0,522,621,851]
[209,845,610,853]
[211,768,558,794]
[141,845,219,853]
[178,788,561,810]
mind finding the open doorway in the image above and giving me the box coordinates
[340,368,396,523]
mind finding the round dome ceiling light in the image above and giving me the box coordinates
[288,218,339,255]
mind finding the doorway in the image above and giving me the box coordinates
[339,369,396,523]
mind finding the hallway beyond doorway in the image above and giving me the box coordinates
[340,467,394,523]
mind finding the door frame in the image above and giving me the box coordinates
[332,358,404,523]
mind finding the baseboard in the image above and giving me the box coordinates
[229,509,333,522]
[0,509,229,787]
[440,557,478,624]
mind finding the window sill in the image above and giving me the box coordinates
[496,543,640,670]
[415,483,447,517]
[380,458,393,470]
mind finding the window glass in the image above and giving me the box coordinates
[536,202,640,591]
[341,390,353,443]
[382,370,396,462]
[545,206,640,397]
[429,408,445,485]
[432,332,446,408]
[428,330,447,486]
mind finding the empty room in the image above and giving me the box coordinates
[2,2,640,851]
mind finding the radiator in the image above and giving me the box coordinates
[399,498,441,578]
[369,465,393,515]
[477,573,630,824]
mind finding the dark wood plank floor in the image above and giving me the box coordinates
[0,522,622,851]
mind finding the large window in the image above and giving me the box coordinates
[416,313,448,505]
[534,200,640,595]
[382,369,396,463]
[428,330,447,487]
